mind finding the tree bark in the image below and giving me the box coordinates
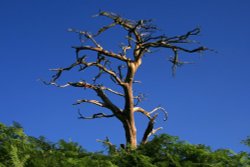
[123,117,137,148]
[121,61,139,148]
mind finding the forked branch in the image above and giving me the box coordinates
[141,114,162,144]
[78,57,124,85]
[134,106,168,121]
[134,106,168,144]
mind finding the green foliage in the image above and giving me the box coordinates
[0,122,250,167]
[138,134,250,166]
[9,145,30,167]
[112,149,156,167]
[0,122,31,167]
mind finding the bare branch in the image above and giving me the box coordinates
[97,11,143,44]
[62,81,122,113]
[167,28,200,42]
[73,45,129,62]
[51,80,123,119]
[169,48,194,76]
[78,110,115,119]
[139,106,167,144]
[134,106,168,121]
[96,137,114,147]
[142,35,168,43]
[79,58,124,85]
[79,31,101,48]
[96,137,113,146]
[126,34,137,46]
[117,65,126,80]
[103,87,125,97]
[97,11,136,29]
[42,56,89,86]
[141,114,159,144]
[96,137,117,154]
[141,32,208,76]
[133,107,151,119]
[134,93,145,106]
[175,46,208,53]
[94,87,123,118]
[73,99,106,107]
[121,45,132,55]
[143,41,207,53]
[68,28,102,48]
[47,78,124,115]
[141,27,207,58]
[68,81,96,89]
[94,22,117,37]
[150,127,163,136]
[46,80,97,92]
[49,82,71,88]
[103,86,143,103]
[143,127,163,144]
[149,107,168,121]
[48,62,80,83]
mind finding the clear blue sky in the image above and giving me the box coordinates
[1,0,250,152]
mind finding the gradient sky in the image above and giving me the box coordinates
[0,0,250,152]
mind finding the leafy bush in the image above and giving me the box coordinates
[0,122,249,167]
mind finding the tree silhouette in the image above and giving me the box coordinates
[46,11,207,148]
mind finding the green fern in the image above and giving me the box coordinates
[9,145,30,167]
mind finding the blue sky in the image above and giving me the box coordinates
[0,0,250,152]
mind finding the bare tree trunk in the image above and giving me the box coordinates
[123,117,137,148]
[47,11,207,150]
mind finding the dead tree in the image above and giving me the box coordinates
[46,11,207,149]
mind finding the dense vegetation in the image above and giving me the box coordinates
[1,122,249,167]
